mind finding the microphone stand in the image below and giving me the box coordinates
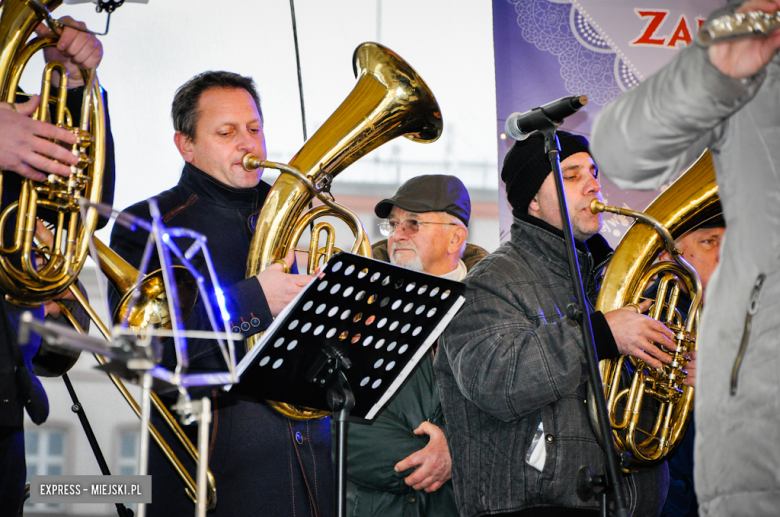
[537,123,629,517]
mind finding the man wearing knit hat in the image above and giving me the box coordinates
[435,132,675,516]
[345,175,488,517]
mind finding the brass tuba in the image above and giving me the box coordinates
[0,0,106,307]
[588,151,719,470]
[242,42,443,420]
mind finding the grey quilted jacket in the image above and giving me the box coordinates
[434,216,668,516]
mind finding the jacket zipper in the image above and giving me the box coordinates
[730,274,765,396]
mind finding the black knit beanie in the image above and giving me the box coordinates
[501,131,590,215]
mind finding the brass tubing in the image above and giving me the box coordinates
[63,284,216,508]
[587,153,712,469]
[0,13,105,304]
[591,199,703,335]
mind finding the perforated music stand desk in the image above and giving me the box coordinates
[234,252,466,421]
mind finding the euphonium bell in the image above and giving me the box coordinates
[587,151,718,470]
[243,42,443,419]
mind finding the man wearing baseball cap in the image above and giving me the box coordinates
[344,175,488,517]
[435,132,675,516]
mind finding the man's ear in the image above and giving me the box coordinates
[449,225,468,254]
[174,131,194,163]
[527,194,540,215]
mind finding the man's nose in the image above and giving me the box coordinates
[237,129,256,152]
[392,223,411,239]
[585,174,601,195]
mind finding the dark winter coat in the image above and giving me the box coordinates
[110,163,334,517]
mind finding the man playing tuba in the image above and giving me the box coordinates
[0,16,113,515]
[435,131,694,516]
[109,71,333,516]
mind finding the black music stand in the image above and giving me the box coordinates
[233,252,466,516]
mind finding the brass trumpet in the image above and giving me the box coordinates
[242,42,443,420]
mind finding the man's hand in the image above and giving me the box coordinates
[255,250,313,317]
[36,16,103,88]
[603,299,677,369]
[0,98,79,180]
[708,0,780,80]
[394,421,452,493]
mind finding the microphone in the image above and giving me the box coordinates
[505,95,588,141]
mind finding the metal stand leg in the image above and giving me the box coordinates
[136,372,153,517]
[327,372,355,517]
[540,127,629,517]
[63,374,132,517]
[195,397,211,517]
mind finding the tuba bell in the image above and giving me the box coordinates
[242,42,443,419]
[588,151,719,470]
[0,0,106,307]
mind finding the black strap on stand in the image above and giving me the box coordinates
[62,373,133,517]
[537,125,629,517]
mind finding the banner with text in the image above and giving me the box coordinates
[493,0,721,245]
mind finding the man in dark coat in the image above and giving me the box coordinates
[657,212,725,517]
[109,71,333,516]
[0,18,113,515]
[435,132,685,516]
[346,175,488,517]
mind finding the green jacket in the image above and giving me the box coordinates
[345,240,488,517]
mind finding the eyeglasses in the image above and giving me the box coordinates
[377,219,458,237]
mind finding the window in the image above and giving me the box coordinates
[117,429,140,513]
[117,429,139,476]
[24,428,66,513]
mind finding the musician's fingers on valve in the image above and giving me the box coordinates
[256,249,314,317]
[0,97,79,180]
[603,305,677,369]
[683,350,697,387]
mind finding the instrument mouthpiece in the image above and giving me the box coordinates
[242,153,263,171]
[590,200,606,214]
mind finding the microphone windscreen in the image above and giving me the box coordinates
[505,113,532,141]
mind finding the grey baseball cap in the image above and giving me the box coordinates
[374,175,471,226]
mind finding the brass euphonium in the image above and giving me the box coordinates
[0,0,105,306]
[242,42,443,419]
[588,151,719,470]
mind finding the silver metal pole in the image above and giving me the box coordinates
[137,371,153,517]
[196,396,211,517]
